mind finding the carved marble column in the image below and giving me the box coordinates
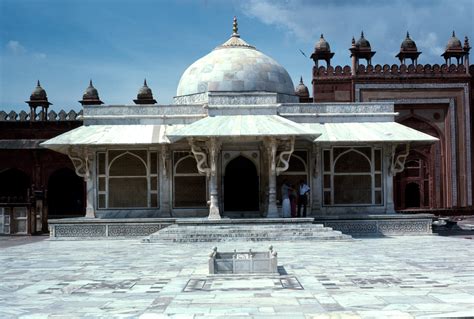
[387,143,410,213]
[160,145,171,216]
[206,137,221,220]
[265,137,279,218]
[311,144,321,215]
[68,147,95,218]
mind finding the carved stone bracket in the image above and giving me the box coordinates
[188,138,210,177]
[67,147,93,179]
[390,143,410,176]
[276,137,295,176]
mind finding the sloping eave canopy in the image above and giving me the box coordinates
[305,122,438,144]
[41,125,181,154]
[167,115,320,142]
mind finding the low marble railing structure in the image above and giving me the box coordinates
[208,245,278,274]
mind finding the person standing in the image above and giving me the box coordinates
[281,180,291,218]
[297,180,310,217]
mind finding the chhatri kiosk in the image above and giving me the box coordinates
[43,20,436,237]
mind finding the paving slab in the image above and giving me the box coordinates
[0,235,473,318]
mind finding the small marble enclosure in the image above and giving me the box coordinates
[209,245,278,274]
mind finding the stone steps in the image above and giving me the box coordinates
[144,221,351,243]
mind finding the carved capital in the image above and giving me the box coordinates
[206,137,221,177]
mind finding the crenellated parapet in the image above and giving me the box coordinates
[0,109,83,122]
[314,63,471,78]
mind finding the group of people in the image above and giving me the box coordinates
[281,179,310,218]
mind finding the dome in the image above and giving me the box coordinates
[446,31,462,51]
[134,79,157,104]
[79,80,103,105]
[356,31,371,49]
[83,80,99,100]
[137,79,153,99]
[401,32,418,51]
[30,80,47,101]
[315,34,330,52]
[295,77,309,98]
[176,18,295,97]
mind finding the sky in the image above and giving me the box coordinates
[0,0,472,112]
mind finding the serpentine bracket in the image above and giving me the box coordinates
[390,143,410,176]
[276,137,295,176]
[188,138,211,177]
[67,147,92,179]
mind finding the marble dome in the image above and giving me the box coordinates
[176,20,295,97]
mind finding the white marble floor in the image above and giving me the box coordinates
[0,235,473,318]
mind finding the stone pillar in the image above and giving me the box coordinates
[311,144,321,215]
[207,138,221,220]
[265,138,279,218]
[384,145,396,214]
[160,145,172,216]
[68,148,96,218]
[84,152,96,218]
[85,173,95,218]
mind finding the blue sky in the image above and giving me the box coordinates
[1,0,472,111]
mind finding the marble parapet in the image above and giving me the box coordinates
[314,213,434,236]
[48,218,176,240]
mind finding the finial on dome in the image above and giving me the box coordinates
[295,76,309,99]
[351,36,356,46]
[79,79,103,106]
[361,31,365,38]
[406,31,410,38]
[320,34,324,39]
[37,80,41,87]
[134,79,156,105]
[232,16,239,37]
[452,30,456,37]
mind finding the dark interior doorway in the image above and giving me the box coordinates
[224,156,259,211]
[0,168,30,203]
[48,168,85,218]
[405,182,421,208]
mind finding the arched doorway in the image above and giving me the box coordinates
[47,168,85,218]
[0,168,30,203]
[224,156,259,212]
[405,182,421,208]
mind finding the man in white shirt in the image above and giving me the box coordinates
[298,180,310,217]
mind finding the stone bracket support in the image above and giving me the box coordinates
[390,143,410,176]
[67,147,95,218]
[276,137,295,176]
[188,137,221,220]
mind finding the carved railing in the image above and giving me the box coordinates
[0,109,83,122]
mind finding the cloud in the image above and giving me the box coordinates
[418,32,444,57]
[6,40,26,55]
[33,53,47,59]
[239,0,472,64]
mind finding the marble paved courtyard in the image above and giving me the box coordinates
[1,235,473,318]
